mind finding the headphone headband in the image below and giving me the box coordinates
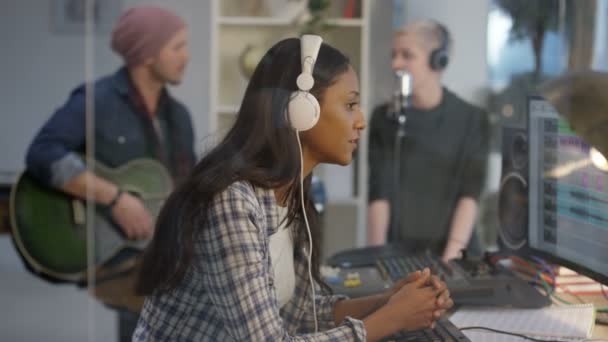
[435,22,449,53]
[296,35,323,91]
[287,35,323,132]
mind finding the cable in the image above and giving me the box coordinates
[537,271,574,305]
[530,255,557,292]
[530,256,556,279]
[510,257,584,306]
[508,257,555,300]
[524,259,598,306]
[460,326,569,342]
[511,256,555,287]
[518,257,608,308]
[295,132,318,333]
[511,264,554,288]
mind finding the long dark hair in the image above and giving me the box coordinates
[136,38,350,294]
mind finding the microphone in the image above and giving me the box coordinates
[390,70,412,122]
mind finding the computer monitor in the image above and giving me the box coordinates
[527,95,608,285]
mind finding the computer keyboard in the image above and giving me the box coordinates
[382,317,470,341]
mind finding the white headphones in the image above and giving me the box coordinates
[288,34,323,333]
[287,35,323,132]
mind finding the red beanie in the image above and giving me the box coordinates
[111,5,186,67]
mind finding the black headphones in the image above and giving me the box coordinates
[429,21,450,71]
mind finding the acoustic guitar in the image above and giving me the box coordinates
[9,158,172,282]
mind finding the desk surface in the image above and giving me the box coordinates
[595,325,608,339]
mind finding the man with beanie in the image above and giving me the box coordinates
[25,5,195,341]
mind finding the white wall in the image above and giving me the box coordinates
[0,0,210,183]
[368,0,396,111]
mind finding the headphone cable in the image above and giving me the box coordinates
[296,131,318,333]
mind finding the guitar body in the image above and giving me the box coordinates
[10,159,172,282]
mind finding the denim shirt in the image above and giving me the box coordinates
[133,181,366,341]
[26,67,195,187]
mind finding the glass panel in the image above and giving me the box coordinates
[3,1,607,340]
[1,1,208,340]
[1,0,119,341]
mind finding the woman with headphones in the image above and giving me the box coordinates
[367,20,490,262]
[132,36,452,341]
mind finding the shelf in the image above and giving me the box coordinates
[219,16,292,26]
[218,16,363,27]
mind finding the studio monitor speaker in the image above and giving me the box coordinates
[498,126,530,253]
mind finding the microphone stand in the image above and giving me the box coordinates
[389,103,407,243]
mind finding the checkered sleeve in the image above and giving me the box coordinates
[202,183,367,341]
[308,290,366,340]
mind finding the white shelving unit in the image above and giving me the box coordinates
[209,0,371,254]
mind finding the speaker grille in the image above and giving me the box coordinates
[498,172,528,250]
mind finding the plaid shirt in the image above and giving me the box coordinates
[133,181,366,341]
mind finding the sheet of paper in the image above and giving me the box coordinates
[450,304,595,341]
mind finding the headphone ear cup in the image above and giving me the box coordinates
[430,49,449,70]
[287,91,320,131]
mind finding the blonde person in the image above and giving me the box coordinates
[367,19,489,262]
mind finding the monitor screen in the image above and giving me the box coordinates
[528,96,608,285]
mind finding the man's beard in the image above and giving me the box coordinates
[150,64,181,86]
